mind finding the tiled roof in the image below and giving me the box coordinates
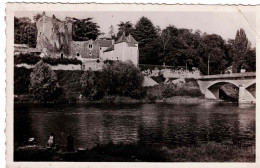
[97,39,113,47]
[104,44,114,52]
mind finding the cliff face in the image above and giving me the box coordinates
[36,14,73,57]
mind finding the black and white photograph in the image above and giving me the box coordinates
[5,3,258,167]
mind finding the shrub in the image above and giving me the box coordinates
[43,57,82,65]
[14,53,82,66]
[14,53,41,65]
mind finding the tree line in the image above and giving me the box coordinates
[115,17,255,74]
[14,15,256,74]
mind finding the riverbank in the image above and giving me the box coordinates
[14,142,255,162]
[14,94,223,105]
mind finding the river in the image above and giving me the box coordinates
[14,102,255,149]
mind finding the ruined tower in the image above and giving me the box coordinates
[36,12,73,58]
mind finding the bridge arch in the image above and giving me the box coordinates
[206,80,239,89]
[207,81,239,99]
[246,83,256,99]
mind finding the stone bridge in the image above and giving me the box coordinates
[196,72,256,103]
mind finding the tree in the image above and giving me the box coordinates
[14,17,37,47]
[116,21,134,39]
[29,61,62,102]
[198,33,230,75]
[132,17,159,64]
[228,28,255,72]
[102,61,145,98]
[72,18,100,41]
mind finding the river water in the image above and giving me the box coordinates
[14,102,255,149]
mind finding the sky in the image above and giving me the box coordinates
[15,11,256,46]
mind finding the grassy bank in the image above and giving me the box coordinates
[14,142,255,162]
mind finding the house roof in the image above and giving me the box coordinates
[115,34,128,44]
[103,44,114,52]
[126,34,138,44]
[97,39,113,47]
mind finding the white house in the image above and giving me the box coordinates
[103,33,139,66]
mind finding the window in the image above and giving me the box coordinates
[61,53,63,59]
[89,51,92,56]
[76,53,80,57]
[89,44,92,48]
[82,65,85,70]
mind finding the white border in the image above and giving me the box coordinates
[2,1,260,168]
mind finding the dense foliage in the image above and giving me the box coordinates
[56,70,84,103]
[14,17,37,48]
[29,61,62,102]
[132,17,160,64]
[102,61,145,98]
[116,21,134,39]
[42,57,82,65]
[14,53,41,65]
[114,17,255,74]
[80,70,104,100]
[72,18,101,41]
[14,53,82,65]
[80,61,145,100]
[14,67,32,94]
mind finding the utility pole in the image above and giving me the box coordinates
[208,55,210,75]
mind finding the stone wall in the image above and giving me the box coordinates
[71,41,100,59]
[142,68,201,79]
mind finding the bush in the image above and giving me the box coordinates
[43,57,82,65]
[14,53,41,65]
[14,53,82,66]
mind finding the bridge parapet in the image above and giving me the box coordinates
[196,72,256,80]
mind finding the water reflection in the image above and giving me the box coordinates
[14,102,255,149]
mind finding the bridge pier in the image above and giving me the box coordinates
[238,85,256,104]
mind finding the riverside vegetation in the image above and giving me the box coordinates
[14,57,204,104]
